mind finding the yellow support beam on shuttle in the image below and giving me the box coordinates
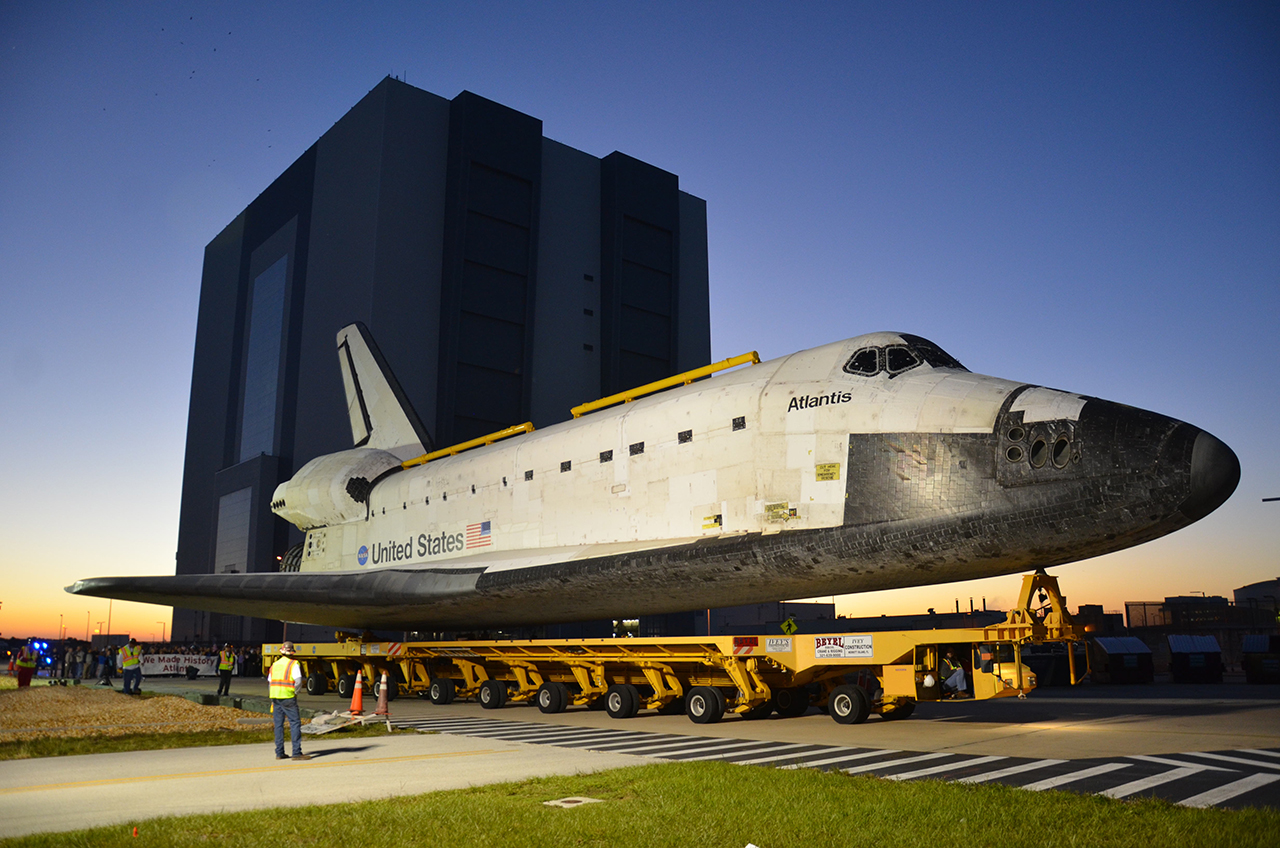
[570,351,761,418]
[400,422,536,469]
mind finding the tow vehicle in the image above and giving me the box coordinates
[263,570,1087,725]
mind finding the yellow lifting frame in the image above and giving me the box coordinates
[570,351,760,418]
[401,422,536,469]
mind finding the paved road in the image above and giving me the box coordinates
[396,713,1280,811]
[0,731,655,839]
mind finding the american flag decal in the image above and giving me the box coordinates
[465,520,492,549]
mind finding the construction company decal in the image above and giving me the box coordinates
[733,636,758,655]
[766,637,793,653]
[787,390,853,413]
[814,635,873,659]
[357,526,485,565]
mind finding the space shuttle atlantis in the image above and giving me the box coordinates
[70,323,1240,630]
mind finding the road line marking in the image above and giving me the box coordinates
[0,749,503,795]
[1238,749,1280,760]
[957,759,1066,784]
[779,749,902,770]
[1128,754,1234,773]
[1180,752,1280,771]
[887,755,1005,781]
[1178,773,1280,808]
[1098,767,1202,799]
[728,744,827,765]
[674,740,803,761]
[841,752,950,775]
[1023,762,1131,791]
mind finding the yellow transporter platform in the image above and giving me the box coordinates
[264,571,1087,725]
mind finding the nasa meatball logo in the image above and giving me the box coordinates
[357,545,369,566]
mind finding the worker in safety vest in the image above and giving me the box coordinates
[15,640,39,688]
[941,648,970,698]
[216,643,236,697]
[119,638,143,695]
[268,641,311,761]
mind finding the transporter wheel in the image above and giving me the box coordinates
[829,684,871,725]
[478,679,507,709]
[880,699,915,720]
[773,687,810,718]
[657,696,686,716]
[305,674,328,696]
[337,674,357,699]
[604,684,640,719]
[741,701,773,720]
[586,695,608,711]
[536,681,568,714]
[685,687,724,724]
[428,678,455,705]
[374,677,399,702]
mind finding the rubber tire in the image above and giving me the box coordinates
[586,695,607,711]
[657,696,686,716]
[774,687,810,718]
[305,674,328,696]
[478,679,507,709]
[429,678,455,705]
[375,677,399,701]
[685,687,724,724]
[537,681,568,714]
[829,684,871,725]
[741,701,773,720]
[881,699,915,720]
[604,684,640,719]
[337,674,356,699]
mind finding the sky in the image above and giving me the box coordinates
[1,2,1277,641]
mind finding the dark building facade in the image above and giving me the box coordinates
[173,78,711,644]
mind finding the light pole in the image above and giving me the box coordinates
[106,599,112,637]
[85,611,90,641]
[157,621,166,643]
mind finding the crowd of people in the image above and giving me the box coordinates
[7,640,266,683]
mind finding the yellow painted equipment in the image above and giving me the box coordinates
[264,571,1088,724]
[401,422,535,469]
[570,351,760,418]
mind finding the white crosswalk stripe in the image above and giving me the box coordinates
[842,752,951,775]
[1099,767,1204,799]
[957,759,1066,784]
[394,716,1278,808]
[1178,773,1280,808]
[1023,763,1132,791]
[888,755,1005,781]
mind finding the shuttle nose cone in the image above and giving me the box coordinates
[1180,430,1240,521]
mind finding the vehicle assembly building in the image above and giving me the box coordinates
[173,78,711,644]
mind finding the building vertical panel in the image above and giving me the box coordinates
[437,91,543,445]
[600,152,682,397]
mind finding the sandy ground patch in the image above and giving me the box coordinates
[0,682,259,741]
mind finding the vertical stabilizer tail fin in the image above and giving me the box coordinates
[336,323,434,460]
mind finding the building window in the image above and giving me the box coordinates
[213,488,252,574]
[239,255,288,461]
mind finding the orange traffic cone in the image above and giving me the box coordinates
[349,670,364,716]
[374,672,390,716]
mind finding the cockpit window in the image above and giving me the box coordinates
[899,334,967,371]
[884,345,921,375]
[842,335,969,378]
[845,347,880,376]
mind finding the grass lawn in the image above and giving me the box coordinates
[1,760,1276,848]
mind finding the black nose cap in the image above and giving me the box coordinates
[1181,430,1240,522]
